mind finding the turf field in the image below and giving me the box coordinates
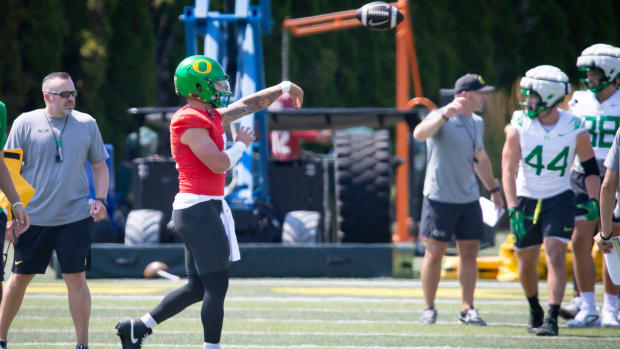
[8,277,620,348]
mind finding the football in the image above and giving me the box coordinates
[355,2,404,31]
[143,261,169,279]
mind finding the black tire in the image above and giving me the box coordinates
[281,210,321,244]
[124,209,164,245]
[334,130,392,243]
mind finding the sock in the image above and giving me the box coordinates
[604,292,619,312]
[548,304,560,320]
[527,294,541,310]
[141,313,158,329]
[204,343,221,349]
[580,291,596,312]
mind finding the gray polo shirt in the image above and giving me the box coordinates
[6,109,108,226]
[422,109,485,203]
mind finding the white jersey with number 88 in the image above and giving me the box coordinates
[569,89,620,162]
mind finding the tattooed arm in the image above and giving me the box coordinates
[218,81,304,126]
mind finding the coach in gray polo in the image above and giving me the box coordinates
[413,73,504,326]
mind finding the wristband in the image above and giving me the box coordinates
[11,201,23,210]
[224,141,247,170]
[489,187,500,194]
[281,81,291,94]
[95,197,107,206]
[441,113,449,122]
[600,232,612,241]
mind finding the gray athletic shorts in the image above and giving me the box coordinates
[420,196,484,242]
[172,200,230,276]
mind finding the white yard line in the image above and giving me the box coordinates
[13,343,496,349]
[26,294,532,304]
[8,329,619,341]
[21,305,531,315]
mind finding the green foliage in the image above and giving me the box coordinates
[264,0,397,107]
[101,0,157,161]
[0,0,26,118]
[0,0,619,171]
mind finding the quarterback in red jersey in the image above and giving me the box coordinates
[115,55,303,349]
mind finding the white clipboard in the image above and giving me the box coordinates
[604,237,620,286]
[479,196,505,227]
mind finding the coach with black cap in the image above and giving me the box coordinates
[413,73,503,326]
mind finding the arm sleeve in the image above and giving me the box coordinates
[604,129,620,172]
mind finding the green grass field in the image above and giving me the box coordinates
[6,277,620,348]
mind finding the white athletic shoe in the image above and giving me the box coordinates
[601,307,620,328]
[566,308,601,328]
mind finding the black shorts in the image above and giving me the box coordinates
[420,197,484,242]
[570,171,618,222]
[173,200,230,276]
[12,218,93,274]
[513,190,575,249]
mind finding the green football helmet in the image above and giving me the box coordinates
[174,55,232,107]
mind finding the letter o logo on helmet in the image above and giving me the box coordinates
[192,59,212,74]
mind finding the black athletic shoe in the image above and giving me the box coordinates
[0,339,6,349]
[527,306,545,334]
[535,317,558,336]
[459,308,487,326]
[75,345,88,349]
[116,318,152,349]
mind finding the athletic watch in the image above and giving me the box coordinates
[95,197,107,206]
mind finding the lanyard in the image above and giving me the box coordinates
[44,114,69,162]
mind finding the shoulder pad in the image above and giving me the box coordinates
[510,110,527,128]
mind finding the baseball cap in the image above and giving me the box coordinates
[448,74,495,94]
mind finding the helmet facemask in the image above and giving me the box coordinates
[576,44,620,94]
[204,78,232,107]
[519,65,569,120]
[578,66,614,94]
[519,89,552,119]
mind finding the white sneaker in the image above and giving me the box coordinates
[601,308,620,327]
[566,308,601,328]
[559,297,582,319]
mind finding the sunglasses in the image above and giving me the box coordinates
[45,90,78,98]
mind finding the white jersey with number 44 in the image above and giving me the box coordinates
[512,109,586,199]
[569,89,620,163]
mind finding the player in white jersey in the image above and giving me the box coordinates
[562,43,620,327]
[502,65,600,336]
